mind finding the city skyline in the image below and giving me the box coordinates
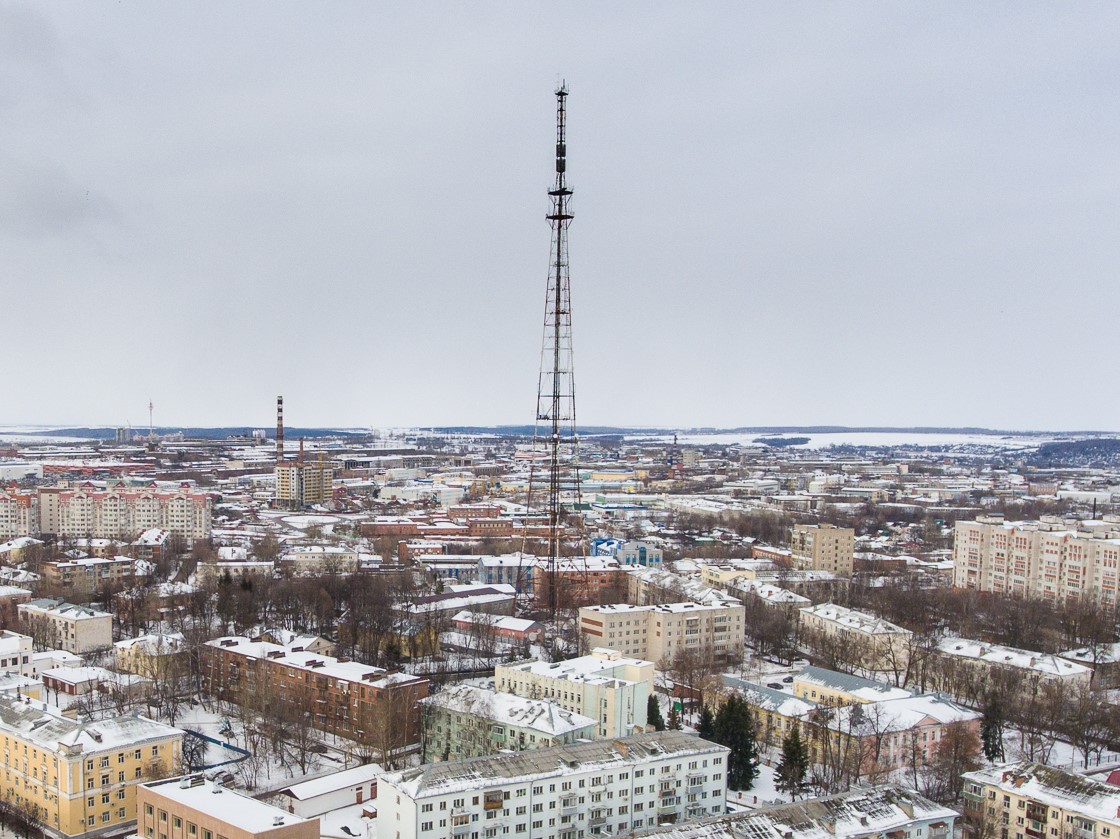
[4,4,1118,429]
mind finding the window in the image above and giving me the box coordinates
[145,805,154,816]
[174,817,182,828]
[188,824,197,835]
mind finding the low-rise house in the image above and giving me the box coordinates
[42,665,149,702]
[0,629,33,676]
[449,611,540,643]
[376,730,729,839]
[419,684,597,763]
[1058,643,1120,690]
[278,763,380,818]
[139,775,318,839]
[931,637,1092,704]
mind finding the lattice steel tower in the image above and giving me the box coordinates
[527,82,584,620]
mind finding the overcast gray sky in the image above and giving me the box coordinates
[2,3,1117,431]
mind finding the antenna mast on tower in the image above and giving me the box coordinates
[526,82,585,621]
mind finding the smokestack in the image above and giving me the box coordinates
[276,396,284,465]
[298,437,305,465]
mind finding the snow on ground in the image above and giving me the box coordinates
[727,763,789,811]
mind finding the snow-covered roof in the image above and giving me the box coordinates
[420,685,597,736]
[280,762,382,801]
[0,700,179,752]
[794,666,913,702]
[144,776,315,832]
[382,730,725,799]
[450,611,538,633]
[963,763,1120,825]
[799,603,911,636]
[636,784,957,839]
[938,637,1092,677]
[205,636,423,689]
[500,649,653,686]
[722,676,818,718]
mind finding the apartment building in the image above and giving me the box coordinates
[18,599,114,654]
[0,699,182,839]
[42,557,137,594]
[791,523,855,576]
[114,633,186,679]
[636,785,957,839]
[578,601,745,664]
[495,648,653,739]
[419,684,597,763]
[627,567,742,608]
[962,763,1120,839]
[138,776,318,839]
[376,730,729,839]
[931,638,1092,700]
[0,630,33,676]
[953,514,1120,605]
[0,489,39,539]
[201,636,429,745]
[799,603,912,681]
[38,485,211,546]
[793,666,912,706]
[530,557,626,610]
[722,675,979,776]
[275,461,334,509]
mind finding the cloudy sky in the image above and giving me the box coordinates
[2,3,1117,431]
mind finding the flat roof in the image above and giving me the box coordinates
[144,776,316,833]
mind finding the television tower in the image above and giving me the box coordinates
[526,83,585,620]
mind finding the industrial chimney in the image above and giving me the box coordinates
[276,396,284,465]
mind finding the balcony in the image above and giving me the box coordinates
[560,797,578,815]
[588,814,607,828]
[659,798,681,813]
[451,823,470,837]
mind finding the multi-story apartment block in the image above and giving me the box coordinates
[138,776,318,839]
[627,567,742,608]
[38,485,211,547]
[0,699,183,839]
[274,461,334,509]
[953,514,1120,605]
[42,557,136,594]
[962,763,1120,839]
[793,665,912,706]
[791,523,855,576]
[799,603,912,681]
[114,633,186,679]
[495,648,653,739]
[636,785,957,839]
[419,684,597,763]
[18,599,114,654]
[376,730,730,839]
[0,489,39,540]
[578,601,745,664]
[201,636,429,746]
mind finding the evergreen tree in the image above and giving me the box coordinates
[667,705,682,730]
[980,692,1006,762]
[697,705,716,740]
[775,725,809,800]
[647,694,665,731]
[713,696,760,791]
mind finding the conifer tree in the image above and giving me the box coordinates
[775,725,809,800]
[647,694,665,731]
[697,705,716,739]
[667,705,682,730]
[713,695,759,790]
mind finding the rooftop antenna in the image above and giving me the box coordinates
[525,81,586,623]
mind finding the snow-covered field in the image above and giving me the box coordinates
[628,431,1107,450]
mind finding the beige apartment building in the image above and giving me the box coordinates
[18,599,114,654]
[790,523,855,576]
[138,776,318,839]
[962,763,1120,839]
[0,490,39,540]
[38,486,211,547]
[494,648,653,739]
[799,602,912,681]
[953,514,1120,605]
[0,700,183,839]
[274,462,334,509]
[578,601,745,664]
